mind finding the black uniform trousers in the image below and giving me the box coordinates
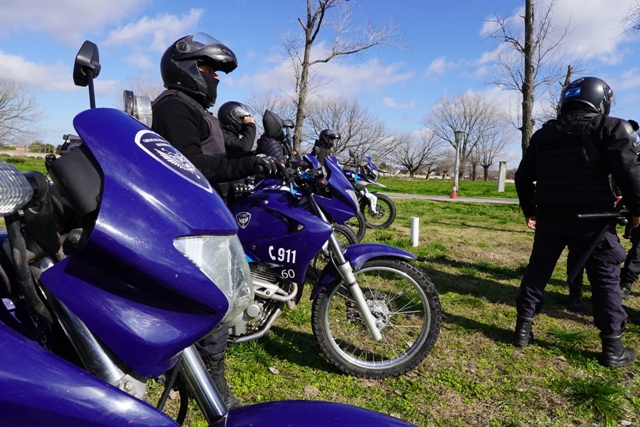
[516,219,628,335]
[621,233,640,286]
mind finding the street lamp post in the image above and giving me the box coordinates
[450,129,464,199]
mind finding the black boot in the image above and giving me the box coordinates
[620,281,633,300]
[513,315,534,348]
[567,281,588,314]
[599,333,636,367]
[205,356,242,409]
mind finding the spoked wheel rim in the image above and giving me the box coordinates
[320,266,431,371]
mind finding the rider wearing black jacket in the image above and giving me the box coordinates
[151,33,282,410]
[310,129,340,166]
[255,110,289,163]
[152,34,280,190]
[514,76,640,367]
[217,101,257,155]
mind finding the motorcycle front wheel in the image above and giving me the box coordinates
[311,258,441,379]
[361,193,396,229]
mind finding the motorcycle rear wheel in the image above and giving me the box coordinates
[311,258,441,379]
[361,193,396,229]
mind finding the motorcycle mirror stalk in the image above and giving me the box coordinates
[73,40,101,109]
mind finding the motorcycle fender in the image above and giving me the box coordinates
[0,321,178,427]
[310,243,416,299]
[226,400,416,427]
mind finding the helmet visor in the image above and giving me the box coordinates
[191,32,226,49]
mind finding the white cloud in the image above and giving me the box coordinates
[230,53,414,101]
[383,97,416,109]
[0,50,76,92]
[425,56,459,78]
[479,0,637,67]
[546,0,635,65]
[0,0,148,45]
[0,49,119,97]
[103,9,204,54]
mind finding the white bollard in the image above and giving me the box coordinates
[410,217,419,247]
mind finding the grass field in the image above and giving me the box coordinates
[378,176,518,199]
[0,153,48,174]
[1,157,638,426]
[201,199,638,427]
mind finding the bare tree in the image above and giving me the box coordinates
[485,0,582,156]
[434,150,455,180]
[423,92,507,180]
[474,124,511,181]
[625,2,640,30]
[283,0,400,152]
[0,78,41,146]
[302,96,397,159]
[390,130,443,179]
[116,70,164,109]
[244,90,298,137]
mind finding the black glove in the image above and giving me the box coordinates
[252,154,279,176]
[228,182,253,203]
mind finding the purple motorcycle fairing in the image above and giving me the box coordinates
[311,243,417,299]
[0,321,178,427]
[313,156,359,224]
[40,108,239,377]
[229,185,333,282]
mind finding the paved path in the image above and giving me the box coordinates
[383,192,519,205]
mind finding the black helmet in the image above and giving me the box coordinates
[318,129,340,148]
[160,33,237,102]
[262,110,285,141]
[218,101,252,133]
[560,77,614,115]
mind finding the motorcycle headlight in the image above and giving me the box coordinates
[174,235,254,324]
[0,163,33,216]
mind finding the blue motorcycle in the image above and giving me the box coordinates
[225,151,442,379]
[341,150,397,229]
[0,40,417,426]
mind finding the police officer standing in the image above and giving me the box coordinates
[514,77,640,367]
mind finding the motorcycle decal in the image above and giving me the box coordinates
[134,130,212,193]
[236,212,251,229]
[268,246,297,264]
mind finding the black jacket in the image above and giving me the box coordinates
[223,123,257,155]
[256,134,286,162]
[151,91,255,184]
[310,143,332,166]
[515,107,640,219]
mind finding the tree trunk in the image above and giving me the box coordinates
[292,39,313,153]
[521,0,535,156]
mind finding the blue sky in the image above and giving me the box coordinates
[2,0,640,167]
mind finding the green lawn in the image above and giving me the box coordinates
[0,154,48,174]
[379,176,518,199]
[216,200,639,427]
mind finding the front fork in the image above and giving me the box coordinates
[310,196,382,342]
[363,188,378,213]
